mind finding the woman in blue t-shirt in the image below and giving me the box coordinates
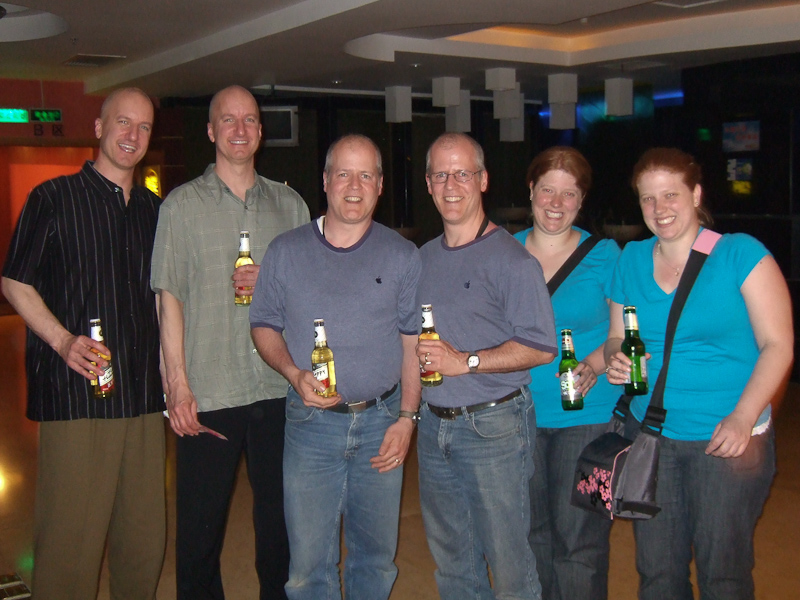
[514,147,620,600]
[604,147,792,600]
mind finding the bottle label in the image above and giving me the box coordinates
[98,364,114,392]
[421,309,434,329]
[624,357,647,384]
[561,336,574,353]
[314,324,327,344]
[560,371,581,401]
[312,362,331,389]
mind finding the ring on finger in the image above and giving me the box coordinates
[395,458,400,464]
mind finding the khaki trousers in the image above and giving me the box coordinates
[32,412,166,600]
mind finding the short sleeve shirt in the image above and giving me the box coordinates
[417,228,557,407]
[150,165,310,411]
[513,227,621,427]
[249,220,421,403]
[3,161,164,421]
[610,231,768,440]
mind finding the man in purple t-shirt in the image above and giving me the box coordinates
[250,134,421,600]
[416,133,557,600]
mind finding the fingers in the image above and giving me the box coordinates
[63,335,110,381]
[604,352,632,385]
[232,264,260,296]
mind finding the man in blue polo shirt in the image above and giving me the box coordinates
[416,133,557,600]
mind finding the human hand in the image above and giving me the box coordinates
[232,263,260,297]
[604,351,651,386]
[573,361,597,395]
[291,369,342,408]
[56,333,111,382]
[706,412,753,458]
[370,418,413,473]
[417,338,467,377]
[165,384,202,436]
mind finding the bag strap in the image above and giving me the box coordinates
[547,235,602,296]
[642,229,722,431]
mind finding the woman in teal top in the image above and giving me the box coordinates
[605,148,792,599]
[514,147,620,600]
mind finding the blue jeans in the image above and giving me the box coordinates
[418,388,542,600]
[283,385,403,600]
[627,420,776,600]
[530,423,612,600]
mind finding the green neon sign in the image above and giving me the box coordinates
[30,109,63,123]
[0,108,30,123]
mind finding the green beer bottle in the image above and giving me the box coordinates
[559,329,583,410]
[621,306,648,395]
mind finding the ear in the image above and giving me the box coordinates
[322,171,329,194]
[692,184,702,207]
[479,170,489,193]
[207,122,215,143]
[377,175,384,197]
[94,118,103,140]
[425,174,433,197]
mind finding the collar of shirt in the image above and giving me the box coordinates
[202,163,274,208]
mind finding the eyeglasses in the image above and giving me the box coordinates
[427,170,483,184]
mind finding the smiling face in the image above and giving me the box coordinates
[530,169,582,236]
[636,169,702,243]
[94,89,153,176]
[207,86,262,168]
[425,136,488,230]
[322,137,383,228]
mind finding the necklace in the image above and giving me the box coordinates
[655,242,682,277]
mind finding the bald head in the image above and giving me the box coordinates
[100,87,153,121]
[324,134,383,177]
[209,85,258,123]
[426,133,485,174]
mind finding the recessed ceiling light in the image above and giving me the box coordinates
[332,79,342,85]
[411,63,421,68]
[0,3,68,42]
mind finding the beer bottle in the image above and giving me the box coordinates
[559,329,583,410]
[311,319,337,397]
[621,305,648,395]
[419,304,443,387]
[234,231,255,306]
[89,318,115,399]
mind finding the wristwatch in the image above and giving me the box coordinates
[398,410,421,425]
[467,353,480,374]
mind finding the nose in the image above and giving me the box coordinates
[652,196,666,214]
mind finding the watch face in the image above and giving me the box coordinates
[468,355,479,368]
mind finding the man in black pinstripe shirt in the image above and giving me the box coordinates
[1,88,166,599]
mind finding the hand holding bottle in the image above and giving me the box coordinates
[232,263,260,298]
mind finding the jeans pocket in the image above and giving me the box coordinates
[285,395,317,423]
[469,403,520,440]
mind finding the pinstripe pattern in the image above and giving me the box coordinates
[2,161,164,421]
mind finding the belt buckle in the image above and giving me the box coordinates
[440,407,458,420]
[347,400,367,413]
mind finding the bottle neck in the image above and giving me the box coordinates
[624,328,641,340]
[314,325,328,346]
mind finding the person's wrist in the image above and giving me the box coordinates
[398,410,420,425]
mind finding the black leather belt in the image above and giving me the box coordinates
[325,384,399,414]
[426,388,524,420]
